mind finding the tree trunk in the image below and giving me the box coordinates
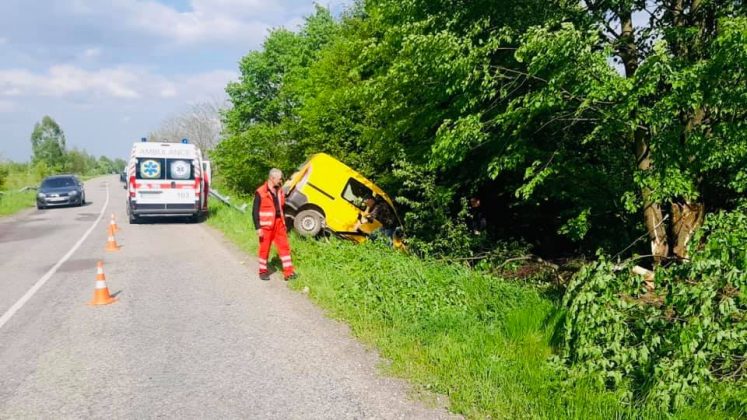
[620,9,670,264]
[671,201,705,260]
[638,147,669,263]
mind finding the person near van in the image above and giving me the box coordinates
[253,168,297,281]
[356,195,397,243]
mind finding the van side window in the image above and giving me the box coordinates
[136,158,165,180]
[341,178,372,210]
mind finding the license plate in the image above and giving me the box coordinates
[48,197,65,201]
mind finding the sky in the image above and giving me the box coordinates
[0,0,350,162]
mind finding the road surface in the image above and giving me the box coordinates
[0,175,456,419]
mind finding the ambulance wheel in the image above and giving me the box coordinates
[128,212,139,224]
[294,209,323,237]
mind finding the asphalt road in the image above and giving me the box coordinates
[0,175,457,419]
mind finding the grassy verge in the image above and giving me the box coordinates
[0,190,36,216]
[206,197,734,419]
[0,169,41,217]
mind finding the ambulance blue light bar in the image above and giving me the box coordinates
[141,137,147,142]
[181,138,189,144]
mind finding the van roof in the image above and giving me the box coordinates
[130,142,201,159]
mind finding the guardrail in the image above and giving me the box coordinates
[0,186,37,196]
[209,189,248,213]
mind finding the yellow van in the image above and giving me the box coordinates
[283,153,400,243]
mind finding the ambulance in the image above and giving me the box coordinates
[126,139,211,223]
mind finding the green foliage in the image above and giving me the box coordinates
[0,164,8,190]
[207,189,736,418]
[211,1,747,414]
[390,161,475,257]
[30,116,66,170]
[64,148,121,176]
[560,210,747,413]
[216,6,340,193]
[0,162,41,216]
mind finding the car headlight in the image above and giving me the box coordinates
[37,192,46,198]
[70,190,78,195]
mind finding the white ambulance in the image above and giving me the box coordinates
[126,139,211,223]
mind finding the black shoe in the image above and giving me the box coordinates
[284,273,298,281]
[259,272,270,281]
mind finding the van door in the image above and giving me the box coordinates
[135,157,195,209]
[134,157,166,207]
[163,158,196,208]
[340,177,381,235]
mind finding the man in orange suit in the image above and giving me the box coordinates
[253,168,297,281]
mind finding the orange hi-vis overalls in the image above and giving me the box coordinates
[255,182,295,277]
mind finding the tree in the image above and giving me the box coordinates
[422,0,746,262]
[149,101,224,152]
[507,1,747,261]
[217,0,746,264]
[216,5,340,191]
[65,148,92,174]
[30,116,66,170]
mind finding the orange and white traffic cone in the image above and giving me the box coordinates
[105,231,120,252]
[89,261,117,306]
[109,213,120,234]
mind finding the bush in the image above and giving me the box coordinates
[560,209,747,414]
[0,164,8,190]
[391,162,477,258]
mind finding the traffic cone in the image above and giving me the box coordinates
[105,231,120,252]
[109,214,120,234]
[89,261,117,306]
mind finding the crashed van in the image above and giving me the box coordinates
[283,153,400,243]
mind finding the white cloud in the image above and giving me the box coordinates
[0,65,141,99]
[128,3,272,45]
[65,0,282,46]
[160,84,178,98]
[82,47,101,59]
[0,37,7,45]
[0,65,235,102]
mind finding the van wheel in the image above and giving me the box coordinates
[129,212,139,224]
[294,209,323,237]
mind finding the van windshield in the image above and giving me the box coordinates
[136,158,194,180]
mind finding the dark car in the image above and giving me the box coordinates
[37,175,86,209]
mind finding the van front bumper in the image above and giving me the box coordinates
[284,190,308,215]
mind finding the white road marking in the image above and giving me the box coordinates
[0,183,110,330]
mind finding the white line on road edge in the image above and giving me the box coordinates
[0,183,111,330]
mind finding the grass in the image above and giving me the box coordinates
[206,196,740,419]
[0,168,41,217]
[0,190,36,216]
